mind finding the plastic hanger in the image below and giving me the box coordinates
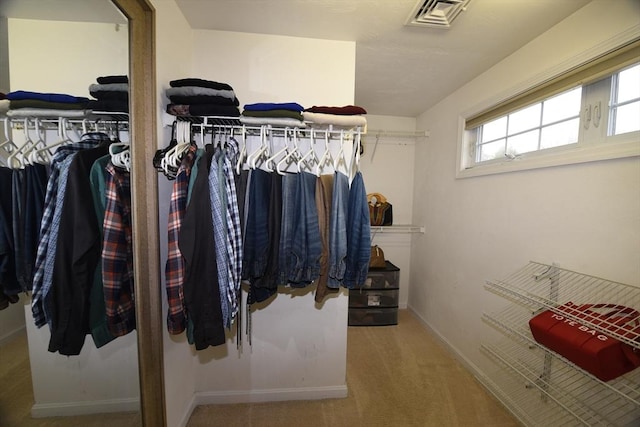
[247,125,270,170]
[235,125,247,174]
[162,120,192,174]
[276,128,302,174]
[315,129,334,176]
[7,118,35,169]
[333,129,348,173]
[110,142,131,171]
[30,118,71,165]
[296,129,318,173]
[0,118,19,166]
[265,127,291,172]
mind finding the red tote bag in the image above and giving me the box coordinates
[529,302,640,381]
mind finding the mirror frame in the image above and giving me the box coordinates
[110,1,165,426]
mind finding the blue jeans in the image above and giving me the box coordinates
[277,173,297,285]
[327,171,349,288]
[242,169,270,281]
[288,171,321,286]
[343,171,371,289]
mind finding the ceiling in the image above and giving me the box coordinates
[1,0,592,117]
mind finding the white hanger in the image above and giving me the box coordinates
[161,121,192,175]
[248,125,270,170]
[110,142,131,171]
[30,118,70,165]
[0,118,19,166]
[333,129,347,173]
[235,125,247,175]
[276,127,303,174]
[296,128,319,173]
[265,127,291,172]
[315,129,334,176]
[7,118,35,169]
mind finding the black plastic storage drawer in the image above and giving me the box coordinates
[348,308,398,326]
[362,261,400,289]
[348,289,399,308]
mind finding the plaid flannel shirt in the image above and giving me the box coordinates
[209,147,232,328]
[222,142,242,325]
[102,161,135,336]
[165,145,197,334]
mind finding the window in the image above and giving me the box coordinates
[476,87,582,162]
[459,39,640,177]
[610,63,640,136]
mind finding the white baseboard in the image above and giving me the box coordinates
[176,385,347,427]
[31,398,139,418]
[177,394,199,427]
[196,384,348,406]
[0,325,25,346]
[407,305,485,381]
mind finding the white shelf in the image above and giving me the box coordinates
[482,261,640,427]
[370,224,425,234]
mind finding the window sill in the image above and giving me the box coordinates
[457,132,640,179]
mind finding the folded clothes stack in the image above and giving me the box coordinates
[0,93,8,116]
[5,90,90,118]
[302,105,367,128]
[165,78,240,117]
[240,102,306,127]
[87,75,129,113]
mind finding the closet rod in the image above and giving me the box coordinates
[174,116,364,139]
[366,129,429,138]
[7,114,130,131]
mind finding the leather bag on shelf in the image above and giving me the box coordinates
[369,245,386,269]
[529,302,640,381]
[367,193,393,226]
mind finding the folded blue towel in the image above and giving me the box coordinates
[7,90,89,104]
[243,102,304,112]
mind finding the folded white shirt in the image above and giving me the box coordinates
[7,108,90,118]
[239,116,307,128]
[302,112,367,128]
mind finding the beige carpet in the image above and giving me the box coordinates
[0,330,140,427]
[1,310,518,427]
[187,310,519,426]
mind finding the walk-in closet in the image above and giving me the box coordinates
[1,1,639,426]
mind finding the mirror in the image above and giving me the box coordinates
[0,0,162,425]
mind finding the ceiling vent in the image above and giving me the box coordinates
[405,0,471,29]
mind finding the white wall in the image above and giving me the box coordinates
[7,19,128,95]
[360,114,417,308]
[0,299,24,343]
[410,0,640,381]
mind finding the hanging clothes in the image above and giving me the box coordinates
[88,154,117,348]
[165,144,197,334]
[102,160,135,337]
[48,142,110,355]
[314,174,338,303]
[0,167,20,300]
[180,144,225,349]
[343,171,372,289]
[31,132,109,330]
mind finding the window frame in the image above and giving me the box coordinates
[457,37,640,179]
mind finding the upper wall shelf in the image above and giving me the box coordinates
[370,225,425,234]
